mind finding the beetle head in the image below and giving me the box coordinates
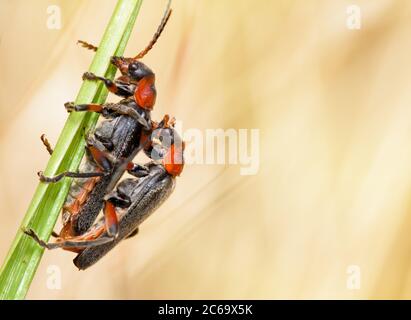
[146,116,185,177]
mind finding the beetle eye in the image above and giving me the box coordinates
[129,63,144,80]
[128,63,138,72]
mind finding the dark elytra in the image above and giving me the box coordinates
[73,99,151,235]
[74,164,175,270]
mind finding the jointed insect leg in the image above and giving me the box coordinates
[103,200,120,238]
[85,137,116,172]
[38,171,105,183]
[127,162,150,178]
[82,72,135,97]
[51,231,60,238]
[24,228,114,250]
[44,130,89,191]
[65,102,150,129]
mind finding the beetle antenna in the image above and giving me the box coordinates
[135,0,172,59]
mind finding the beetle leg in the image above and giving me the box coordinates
[50,231,60,238]
[105,192,131,209]
[126,162,150,178]
[56,237,114,249]
[65,101,109,114]
[85,138,115,172]
[38,171,105,183]
[94,132,114,152]
[24,228,114,250]
[65,102,150,130]
[82,72,135,97]
[38,137,111,181]
[102,200,120,238]
[100,189,133,238]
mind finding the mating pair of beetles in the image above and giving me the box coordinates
[24,1,183,270]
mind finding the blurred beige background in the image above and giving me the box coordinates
[1,0,411,299]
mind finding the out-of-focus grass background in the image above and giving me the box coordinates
[1,0,411,299]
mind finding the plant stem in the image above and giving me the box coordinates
[0,0,143,300]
